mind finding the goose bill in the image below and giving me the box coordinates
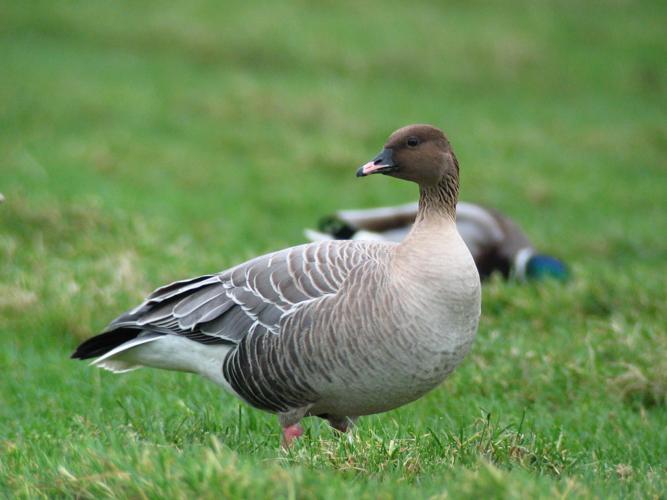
[356,148,397,177]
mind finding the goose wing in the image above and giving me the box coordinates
[105,240,383,345]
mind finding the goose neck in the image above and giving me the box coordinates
[414,175,458,225]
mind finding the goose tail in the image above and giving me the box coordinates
[71,329,164,373]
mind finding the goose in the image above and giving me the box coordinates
[306,202,568,281]
[72,124,482,446]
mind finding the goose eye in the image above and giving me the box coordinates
[407,137,420,148]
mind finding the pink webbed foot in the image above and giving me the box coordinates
[281,424,304,448]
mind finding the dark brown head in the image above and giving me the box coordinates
[357,124,459,187]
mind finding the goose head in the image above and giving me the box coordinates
[356,124,458,188]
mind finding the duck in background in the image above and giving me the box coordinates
[305,201,568,282]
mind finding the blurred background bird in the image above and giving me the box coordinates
[306,201,568,282]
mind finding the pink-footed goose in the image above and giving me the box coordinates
[72,124,481,446]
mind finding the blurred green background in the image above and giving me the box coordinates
[1,1,666,497]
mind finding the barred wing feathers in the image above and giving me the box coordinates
[91,240,388,411]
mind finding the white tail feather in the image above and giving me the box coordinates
[90,334,163,368]
[90,334,233,391]
[94,359,143,373]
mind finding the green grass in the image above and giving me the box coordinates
[1,0,666,497]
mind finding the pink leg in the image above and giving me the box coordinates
[281,423,304,448]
